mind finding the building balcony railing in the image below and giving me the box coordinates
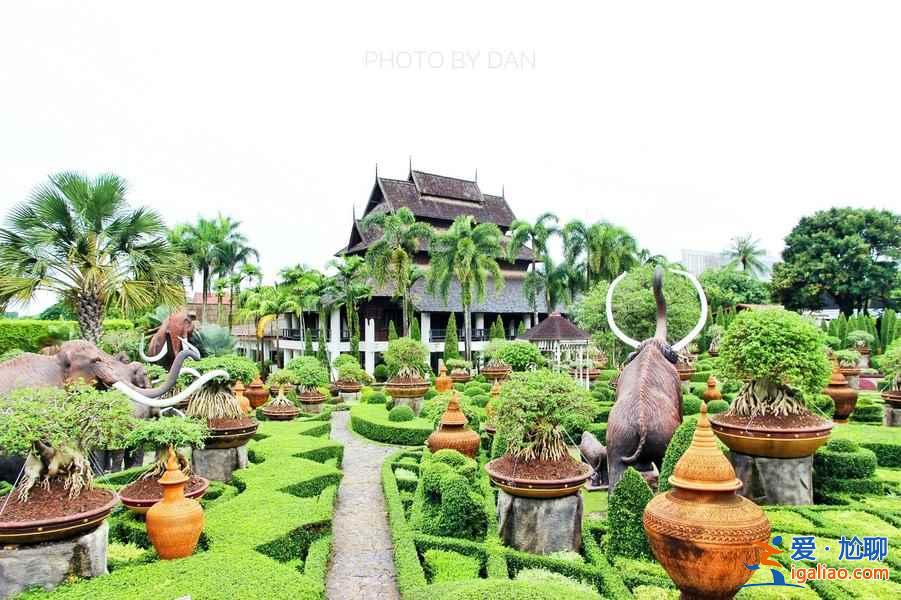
[429,328,490,342]
[281,328,321,342]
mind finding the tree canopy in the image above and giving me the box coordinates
[699,266,771,313]
[771,208,900,315]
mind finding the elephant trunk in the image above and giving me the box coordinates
[653,266,667,342]
[128,346,200,399]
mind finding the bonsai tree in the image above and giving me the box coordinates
[384,337,430,380]
[333,354,369,384]
[182,354,260,385]
[266,368,299,391]
[846,330,875,352]
[444,357,471,375]
[185,373,244,421]
[719,308,831,418]
[835,349,861,369]
[707,324,725,354]
[127,417,208,479]
[483,339,511,369]
[494,369,597,462]
[0,384,135,501]
[495,340,544,371]
[290,356,329,393]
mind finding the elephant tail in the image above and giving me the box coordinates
[621,425,647,464]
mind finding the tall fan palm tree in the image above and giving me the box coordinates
[170,214,250,324]
[279,263,320,345]
[328,256,371,343]
[523,254,573,318]
[361,207,433,336]
[563,220,640,289]
[238,285,298,369]
[507,212,558,323]
[427,216,504,361]
[726,234,768,277]
[227,263,262,333]
[0,172,187,342]
[217,236,258,328]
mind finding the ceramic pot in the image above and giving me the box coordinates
[434,365,453,393]
[233,381,251,415]
[485,458,591,499]
[146,448,204,559]
[298,387,326,406]
[246,377,269,409]
[644,403,770,600]
[336,379,362,393]
[570,367,601,382]
[708,412,832,459]
[882,390,901,409]
[481,364,512,383]
[449,370,471,384]
[261,404,301,421]
[676,365,695,382]
[120,476,209,514]
[426,392,480,458]
[839,366,862,379]
[701,376,722,402]
[0,487,118,545]
[385,377,429,398]
[824,366,858,423]
[205,417,258,449]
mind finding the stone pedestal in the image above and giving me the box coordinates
[885,406,901,427]
[0,522,108,599]
[302,401,325,414]
[847,376,860,390]
[192,445,248,482]
[393,396,423,415]
[339,392,360,403]
[730,452,813,505]
[496,490,583,554]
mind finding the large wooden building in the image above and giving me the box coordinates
[242,168,551,373]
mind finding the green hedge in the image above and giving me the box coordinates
[423,549,481,584]
[351,403,433,445]
[832,424,901,468]
[0,318,135,354]
[19,419,342,599]
[814,439,877,479]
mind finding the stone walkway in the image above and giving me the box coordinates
[326,410,401,600]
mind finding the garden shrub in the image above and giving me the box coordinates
[424,388,438,400]
[420,392,480,429]
[408,579,602,600]
[374,363,390,382]
[464,382,483,395]
[496,340,545,371]
[658,417,698,493]
[514,568,599,596]
[367,391,388,405]
[849,398,883,423]
[606,467,653,560]
[811,393,835,418]
[814,438,882,499]
[470,393,490,408]
[423,549,481,584]
[410,449,487,540]
[612,557,673,590]
[706,399,729,414]
[184,354,260,384]
[682,394,701,415]
[390,405,416,422]
[350,404,433,445]
[633,586,679,600]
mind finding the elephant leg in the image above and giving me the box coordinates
[607,454,626,494]
[600,454,609,486]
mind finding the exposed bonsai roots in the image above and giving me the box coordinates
[727,379,806,418]
[267,392,295,408]
[141,449,191,480]
[186,382,243,420]
[17,444,92,502]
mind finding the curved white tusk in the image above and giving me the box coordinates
[670,268,709,352]
[113,369,229,409]
[180,336,199,357]
[605,272,641,349]
[139,335,167,363]
[181,367,202,380]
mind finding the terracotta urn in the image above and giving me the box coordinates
[146,448,204,560]
[435,365,453,393]
[246,377,269,409]
[298,386,326,407]
[824,365,858,423]
[233,380,251,415]
[427,392,480,458]
[336,379,362,393]
[385,376,429,398]
[450,370,471,384]
[701,376,722,402]
[676,363,695,382]
[644,403,771,600]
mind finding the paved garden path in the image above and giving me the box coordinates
[326,410,402,600]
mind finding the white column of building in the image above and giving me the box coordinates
[329,308,341,376]
[420,312,431,345]
[364,317,375,375]
[525,315,532,329]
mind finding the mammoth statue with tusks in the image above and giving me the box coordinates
[604,266,707,493]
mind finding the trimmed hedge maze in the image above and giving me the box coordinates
[19,418,343,600]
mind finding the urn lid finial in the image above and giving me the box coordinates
[669,402,741,492]
[440,391,468,427]
[158,446,188,486]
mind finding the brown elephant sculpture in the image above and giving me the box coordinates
[604,267,708,493]
[141,311,198,368]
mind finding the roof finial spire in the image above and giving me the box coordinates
[375,162,379,180]
[353,204,357,221]
[408,155,413,176]
[474,168,478,182]
[502,184,505,198]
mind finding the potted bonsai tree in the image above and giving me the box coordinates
[186,371,258,449]
[287,356,329,411]
[333,354,367,394]
[708,308,833,458]
[445,357,472,383]
[706,324,725,356]
[481,339,513,382]
[569,357,601,382]
[881,340,901,409]
[384,337,431,405]
[120,417,209,513]
[261,386,302,420]
[846,330,875,361]
[835,349,863,378]
[0,384,132,544]
[675,348,696,381]
[486,369,597,497]
[266,368,298,396]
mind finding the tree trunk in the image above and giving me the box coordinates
[463,304,473,362]
[76,292,104,343]
[227,282,235,333]
[200,267,209,325]
[532,259,539,325]
[402,287,410,337]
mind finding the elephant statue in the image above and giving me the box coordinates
[604,267,707,493]
[141,310,200,368]
[579,431,609,489]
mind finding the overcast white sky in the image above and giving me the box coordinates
[1,2,899,312]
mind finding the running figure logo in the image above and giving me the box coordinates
[741,535,804,589]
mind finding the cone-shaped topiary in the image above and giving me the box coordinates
[606,467,654,560]
[444,313,460,361]
[658,417,698,493]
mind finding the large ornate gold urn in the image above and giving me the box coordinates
[643,403,770,599]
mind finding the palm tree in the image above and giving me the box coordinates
[361,207,433,336]
[507,212,558,323]
[523,254,573,318]
[0,172,187,342]
[563,220,640,288]
[212,278,228,326]
[238,285,297,369]
[170,214,250,324]
[726,234,767,277]
[638,248,668,267]
[427,216,504,361]
[227,263,262,333]
[216,236,258,327]
[328,256,371,343]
